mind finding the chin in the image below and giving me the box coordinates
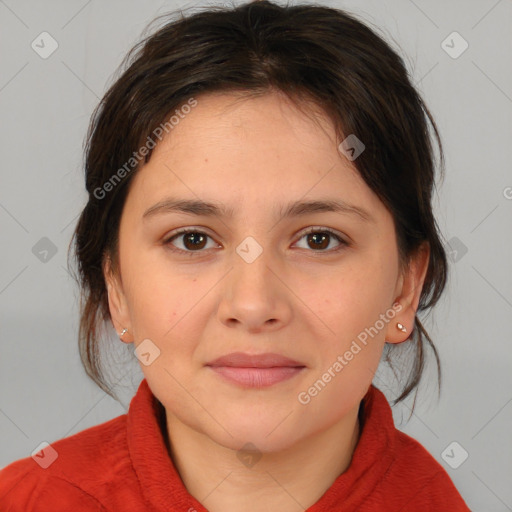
[218,429,303,455]
[209,413,307,454]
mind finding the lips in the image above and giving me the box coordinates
[205,352,306,388]
[206,352,305,368]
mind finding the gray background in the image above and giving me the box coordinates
[0,0,511,510]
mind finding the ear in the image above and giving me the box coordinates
[103,255,133,343]
[386,242,430,344]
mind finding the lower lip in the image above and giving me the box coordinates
[207,366,305,388]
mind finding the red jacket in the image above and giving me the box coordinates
[0,379,470,511]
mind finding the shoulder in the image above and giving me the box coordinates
[0,466,107,511]
[0,413,130,511]
[381,428,470,510]
[359,386,470,510]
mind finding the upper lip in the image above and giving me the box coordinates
[206,352,305,368]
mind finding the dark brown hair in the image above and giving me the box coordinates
[68,0,447,407]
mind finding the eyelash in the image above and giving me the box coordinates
[162,227,349,257]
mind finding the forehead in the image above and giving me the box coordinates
[123,91,386,222]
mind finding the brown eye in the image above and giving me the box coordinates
[295,228,347,252]
[181,232,208,251]
[164,229,216,254]
[164,227,348,256]
[306,232,330,250]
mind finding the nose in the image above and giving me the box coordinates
[216,242,292,334]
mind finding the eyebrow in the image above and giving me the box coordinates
[142,197,374,223]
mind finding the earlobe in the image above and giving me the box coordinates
[103,257,133,343]
[385,320,410,345]
[385,243,430,344]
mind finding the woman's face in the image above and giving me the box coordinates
[105,91,426,452]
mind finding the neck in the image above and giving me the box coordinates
[164,405,362,512]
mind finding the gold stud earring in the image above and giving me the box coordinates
[397,323,407,333]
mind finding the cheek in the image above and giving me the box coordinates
[323,262,397,327]
[123,246,196,334]
[128,281,203,347]
[307,252,399,363]
[124,269,215,392]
